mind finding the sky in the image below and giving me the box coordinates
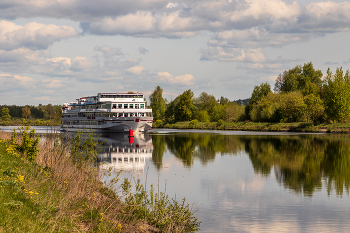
[1,0,350,106]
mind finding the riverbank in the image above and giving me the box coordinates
[0,130,200,232]
[154,121,350,133]
[0,118,59,127]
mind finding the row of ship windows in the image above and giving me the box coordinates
[72,103,145,110]
[113,157,145,163]
[62,121,104,125]
[108,148,153,153]
[63,112,150,118]
[100,95,143,98]
[110,103,145,109]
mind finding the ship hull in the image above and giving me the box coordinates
[60,117,153,133]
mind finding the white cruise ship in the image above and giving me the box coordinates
[60,92,153,133]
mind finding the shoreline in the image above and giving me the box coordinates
[153,122,350,134]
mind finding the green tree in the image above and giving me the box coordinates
[174,89,194,122]
[304,94,325,123]
[246,82,271,120]
[323,67,350,122]
[22,106,31,119]
[274,62,322,95]
[280,92,306,122]
[197,110,210,122]
[149,86,166,121]
[225,102,245,122]
[1,107,11,121]
[250,93,281,122]
[44,104,56,121]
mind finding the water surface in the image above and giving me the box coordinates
[98,129,350,232]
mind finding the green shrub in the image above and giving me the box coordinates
[153,120,163,128]
[190,119,199,126]
[217,119,224,126]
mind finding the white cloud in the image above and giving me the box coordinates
[157,72,195,85]
[201,47,266,63]
[42,79,65,88]
[0,20,77,51]
[34,96,51,101]
[127,66,144,74]
[94,45,123,57]
[0,73,34,91]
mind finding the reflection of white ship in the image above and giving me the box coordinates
[98,133,153,173]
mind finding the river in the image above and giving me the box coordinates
[99,129,350,232]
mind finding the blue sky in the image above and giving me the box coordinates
[1,0,350,105]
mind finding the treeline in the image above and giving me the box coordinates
[151,62,350,125]
[150,87,246,125]
[0,104,62,123]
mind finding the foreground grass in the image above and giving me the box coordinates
[0,130,200,232]
[154,121,350,133]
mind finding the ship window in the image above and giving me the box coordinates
[141,104,144,109]
[124,158,128,162]
[113,158,116,162]
[130,158,133,162]
[112,104,116,109]
[118,113,123,117]
[124,104,128,108]
[118,158,122,162]
[129,104,133,109]
[118,104,122,108]
[124,113,128,117]
[106,103,111,109]
[135,104,139,109]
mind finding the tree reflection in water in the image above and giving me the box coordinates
[151,133,350,196]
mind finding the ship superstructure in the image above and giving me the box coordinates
[61,92,153,133]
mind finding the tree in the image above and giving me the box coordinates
[1,107,11,121]
[246,82,271,120]
[249,93,281,122]
[44,104,56,120]
[193,92,218,121]
[280,92,306,122]
[304,94,325,123]
[274,62,322,95]
[197,110,210,122]
[22,106,31,119]
[225,102,245,122]
[174,89,194,122]
[323,67,350,122]
[149,86,166,121]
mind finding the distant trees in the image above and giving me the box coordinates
[0,104,62,121]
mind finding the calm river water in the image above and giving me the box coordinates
[98,129,350,232]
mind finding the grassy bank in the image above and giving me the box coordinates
[153,121,350,133]
[0,129,200,232]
